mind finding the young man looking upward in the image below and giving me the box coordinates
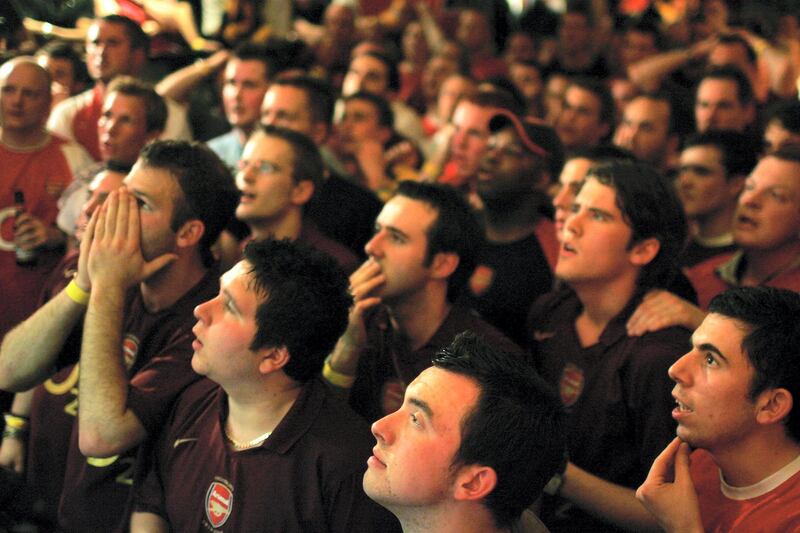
[530,160,690,531]
[131,239,400,532]
[0,141,238,531]
[638,287,800,532]
[324,181,521,423]
[365,331,565,533]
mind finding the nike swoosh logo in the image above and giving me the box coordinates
[532,331,556,341]
[173,438,199,448]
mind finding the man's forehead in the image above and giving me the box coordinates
[407,367,480,429]
[694,312,752,364]
[264,85,307,109]
[89,21,128,41]
[0,60,48,87]
[578,176,618,204]
[244,133,293,162]
[560,157,593,185]
[490,126,522,145]
[751,156,800,188]
[222,260,252,286]
[381,195,437,225]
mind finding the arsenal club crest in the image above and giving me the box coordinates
[122,334,139,370]
[205,479,234,528]
[559,363,585,407]
[469,264,495,297]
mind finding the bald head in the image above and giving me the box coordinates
[0,57,52,136]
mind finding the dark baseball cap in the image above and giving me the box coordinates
[488,110,565,176]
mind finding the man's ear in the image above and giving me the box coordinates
[291,179,315,206]
[176,219,205,249]
[430,252,459,280]
[453,465,497,502]
[755,387,793,426]
[666,133,680,160]
[377,125,392,145]
[311,122,329,146]
[628,237,660,267]
[727,173,746,199]
[258,346,291,375]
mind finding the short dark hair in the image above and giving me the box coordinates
[568,77,615,135]
[770,142,800,164]
[231,42,273,81]
[258,124,324,190]
[683,130,757,179]
[106,76,167,133]
[698,65,754,106]
[395,181,482,302]
[622,17,664,51]
[716,33,757,66]
[636,91,677,135]
[344,90,394,129]
[584,160,687,290]
[99,15,149,53]
[766,100,800,135]
[566,143,636,163]
[353,50,400,92]
[244,238,352,382]
[272,76,336,126]
[434,331,565,529]
[139,140,238,267]
[37,40,91,88]
[469,86,524,116]
[708,287,800,443]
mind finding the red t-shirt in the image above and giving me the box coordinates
[691,448,800,532]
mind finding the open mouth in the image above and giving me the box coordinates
[674,397,692,413]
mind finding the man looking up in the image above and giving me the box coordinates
[131,239,400,532]
[694,66,756,134]
[365,331,565,533]
[466,110,564,347]
[613,93,679,175]
[323,181,520,422]
[234,125,358,273]
[0,57,90,343]
[555,78,614,151]
[0,141,238,531]
[341,50,424,146]
[638,287,800,532]
[763,100,800,154]
[56,76,167,244]
[261,76,381,258]
[551,145,635,238]
[530,160,691,531]
[627,143,800,336]
[206,43,273,171]
[48,15,191,161]
[676,130,755,267]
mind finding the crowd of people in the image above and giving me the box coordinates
[0,0,799,531]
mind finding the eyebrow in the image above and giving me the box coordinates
[221,288,241,315]
[409,397,434,420]
[588,206,615,219]
[694,340,729,363]
[129,188,155,205]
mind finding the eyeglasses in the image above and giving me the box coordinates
[237,159,282,175]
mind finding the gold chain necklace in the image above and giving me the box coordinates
[224,427,272,451]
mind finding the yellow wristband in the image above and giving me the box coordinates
[323,359,356,388]
[3,413,29,430]
[65,279,90,305]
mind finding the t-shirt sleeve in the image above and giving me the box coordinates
[127,331,201,435]
[132,447,168,519]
